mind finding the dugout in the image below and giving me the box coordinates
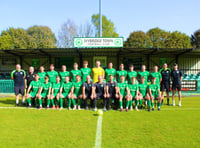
[0,48,200,94]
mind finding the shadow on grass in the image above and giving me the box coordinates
[0,99,16,106]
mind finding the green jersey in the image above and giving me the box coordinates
[149,72,161,87]
[41,82,52,94]
[80,68,91,82]
[59,71,70,83]
[127,71,137,84]
[116,70,127,82]
[117,82,128,96]
[29,80,41,94]
[105,68,116,82]
[61,82,73,94]
[138,71,149,84]
[138,83,148,97]
[148,84,159,96]
[52,82,61,94]
[73,81,83,96]
[38,72,46,83]
[70,69,82,82]
[47,71,58,83]
[128,83,138,97]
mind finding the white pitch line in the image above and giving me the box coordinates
[94,115,103,148]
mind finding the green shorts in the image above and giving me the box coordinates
[152,93,159,99]
[41,93,48,98]
[62,93,69,98]
[74,93,81,98]
[131,93,137,99]
[30,92,37,98]
[53,92,59,97]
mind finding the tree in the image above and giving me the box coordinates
[147,27,170,48]
[27,25,57,48]
[0,32,13,49]
[191,29,200,48]
[165,31,191,48]
[124,31,152,48]
[91,14,119,37]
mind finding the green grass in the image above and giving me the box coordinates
[0,96,200,148]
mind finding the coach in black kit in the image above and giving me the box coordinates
[159,63,171,105]
[106,75,118,110]
[171,63,183,107]
[94,75,107,111]
[82,75,95,110]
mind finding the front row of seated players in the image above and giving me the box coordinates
[25,74,162,112]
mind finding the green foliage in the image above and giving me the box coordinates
[126,27,192,48]
[191,29,200,48]
[27,25,57,48]
[0,26,56,49]
[124,31,152,48]
[92,14,119,37]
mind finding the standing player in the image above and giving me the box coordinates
[137,65,149,84]
[59,65,70,84]
[148,77,162,111]
[38,76,52,109]
[80,61,91,82]
[92,60,105,83]
[70,62,82,83]
[106,75,118,110]
[71,75,83,110]
[11,64,26,106]
[47,64,58,84]
[51,76,61,109]
[171,63,183,106]
[159,63,171,105]
[93,75,107,111]
[138,77,150,110]
[149,65,162,88]
[105,62,116,82]
[59,76,73,110]
[38,66,46,83]
[116,75,130,112]
[116,64,127,83]
[128,77,139,111]
[26,74,41,108]
[127,64,137,84]
[82,75,95,110]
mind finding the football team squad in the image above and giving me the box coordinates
[11,60,183,112]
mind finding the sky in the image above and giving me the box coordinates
[0,0,200,40]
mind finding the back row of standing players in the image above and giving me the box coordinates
[11,60,183,112]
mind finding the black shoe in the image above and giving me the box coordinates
[158,108,160,111]
[148,108,151,112]
[107,107,111,111]
[85,106,88,110]
[22,103,26,106]
[152,108,154,111]
[15,104,19,107]
[167,103,170,106]
[141,106,143,110]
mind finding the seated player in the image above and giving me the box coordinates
[116,75,130,112]
[26,74,41,108]
[106,75,118,110]
[138,76,150,110]
[82,75,95,110]
[71,75,83,110]
[148,77,162,111]
[38,76,52,109]
[93,75,107,111]
[59,76,73,110]
[128,77,139,111]
[50,76,61,109]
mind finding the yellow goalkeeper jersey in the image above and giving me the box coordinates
[92,67,105,83]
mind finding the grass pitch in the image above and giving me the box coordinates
[0,96,200,148]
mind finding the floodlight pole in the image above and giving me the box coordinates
[99,0,102,37]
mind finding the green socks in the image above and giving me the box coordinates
[27,98,31,105]
[140,99,143,105]
[51,99,55,106]
[68,98,72,108]
[136,100,139,107]
[152,102,154,108]
[39,99,42,106]
[72,99,76,106]
[57,100,59,106]
[126,100,129,108]
[158,103,161,108]
[78,99,82,106]
[59,98,63,108]
[119,101,123,108]
[130,100,133,107]
[148,100,151,107]
[47,99,50,106]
